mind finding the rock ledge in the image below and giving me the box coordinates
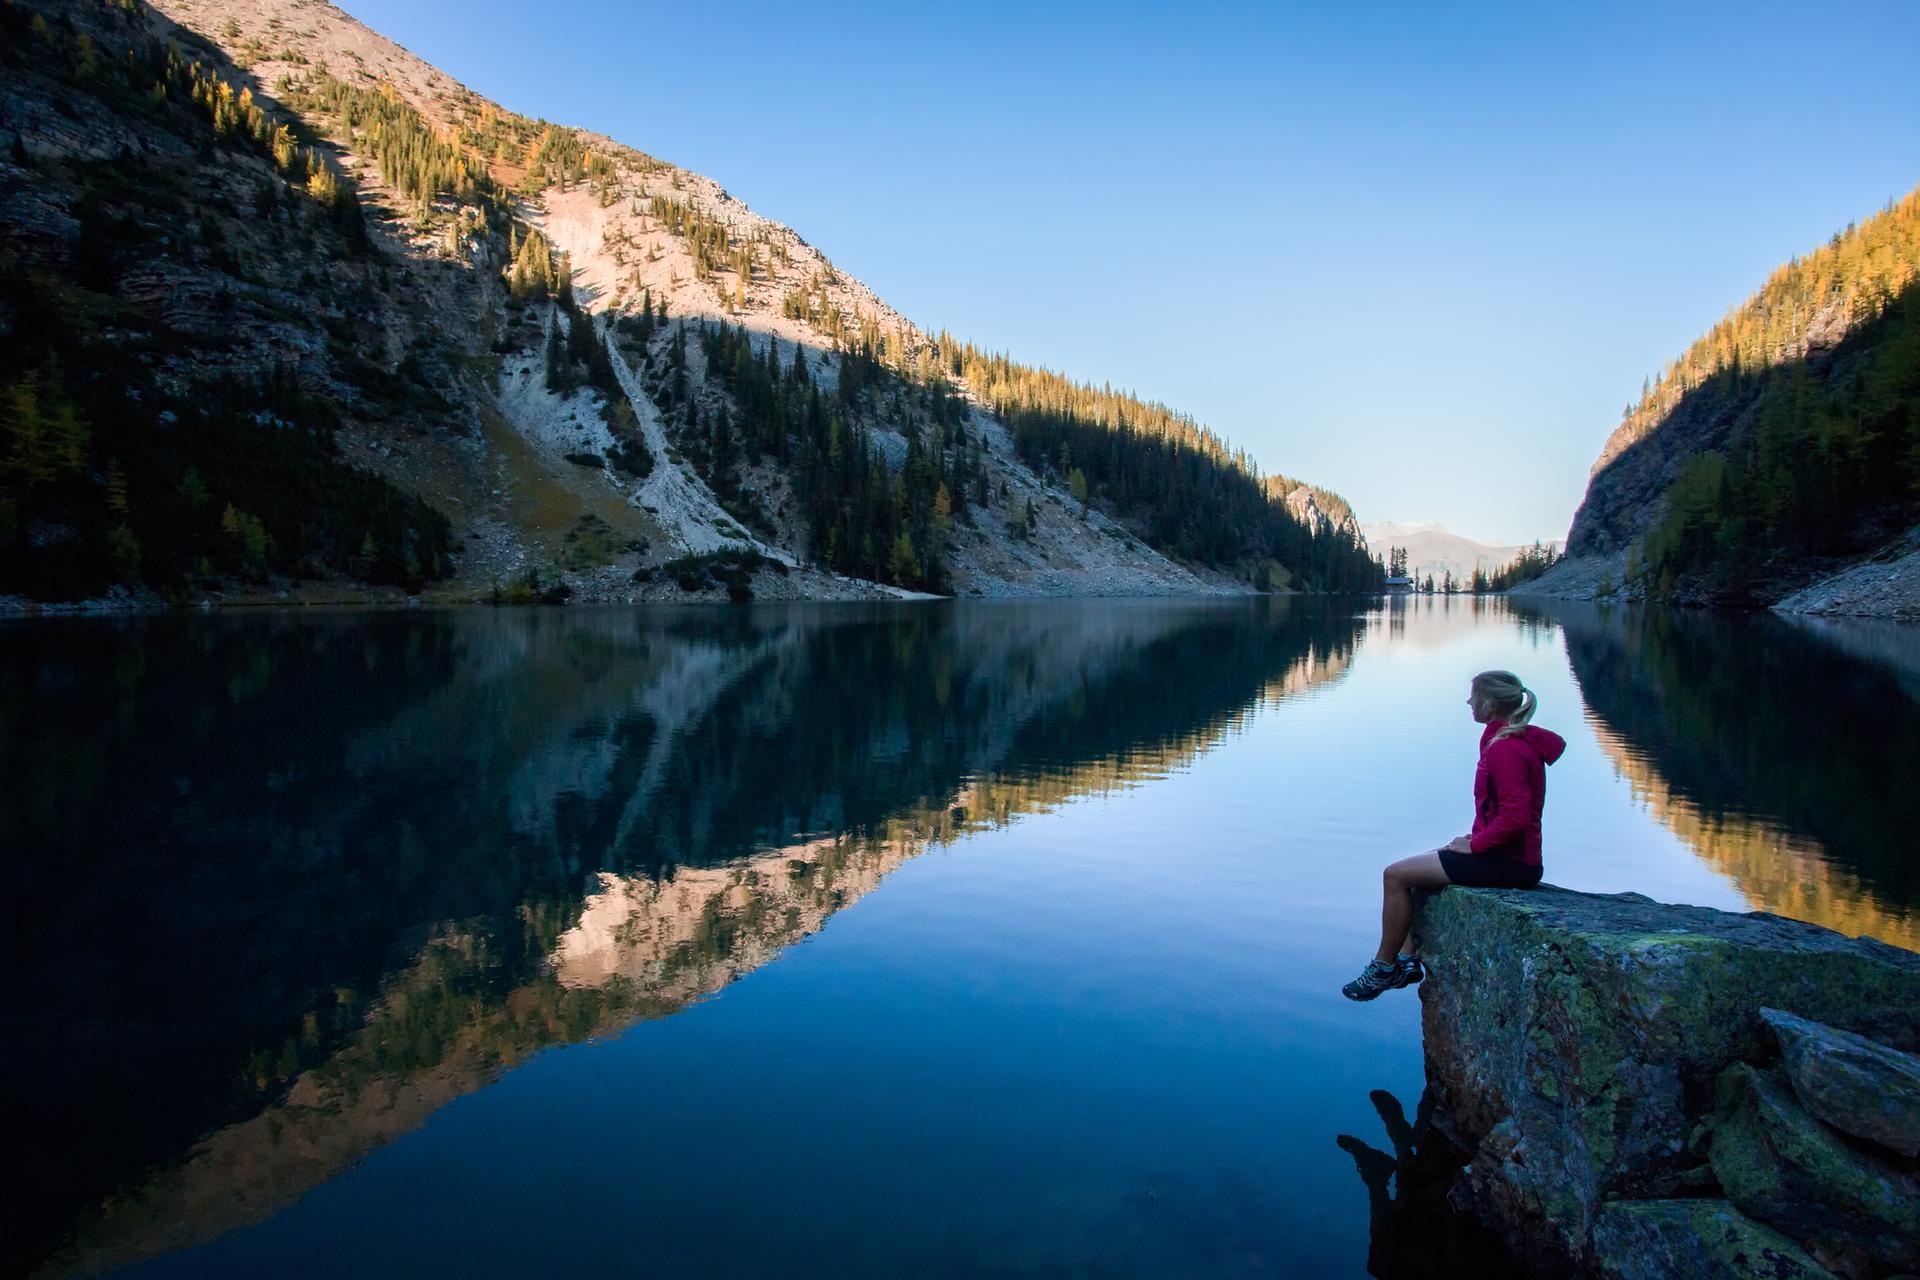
[1413,885,1920,1279]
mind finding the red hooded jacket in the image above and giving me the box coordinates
[1469,720,1567,865]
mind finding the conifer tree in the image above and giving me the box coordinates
[545,320,570,393]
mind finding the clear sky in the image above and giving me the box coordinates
[342,0,1920,546]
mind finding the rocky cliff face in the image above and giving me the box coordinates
[1565,297,1860,565]
[1274,480,1359,540]
[1414,885,1920,1279]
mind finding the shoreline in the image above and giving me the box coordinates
[1507,529,1920,623]
[0,584,1307,617]
[14,585,1920,620]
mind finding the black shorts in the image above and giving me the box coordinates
[1438,849,1543,889]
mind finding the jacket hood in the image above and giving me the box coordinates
[1486,722,1568,765]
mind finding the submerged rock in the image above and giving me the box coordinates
[1762,1006,1920,1158]
[1590,1199,1836,1280]
[1413,885,1920,1274]
[1711,1063,1920,1278]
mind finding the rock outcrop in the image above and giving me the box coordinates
[1711,1063,1920,1277]
[1760,1008,1920,1158]
[1590,1200,1834,1280]
[1413,885,1920,1279]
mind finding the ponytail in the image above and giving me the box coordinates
[1471,670,1536,740]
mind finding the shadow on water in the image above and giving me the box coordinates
[1524,601,1920,947]
[1335,1088,1521,1280]
[0,598,1364,1278]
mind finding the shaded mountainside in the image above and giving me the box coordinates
[1523,187,1920,615]
[0,0,1380,605]
[0,599,1363,1276]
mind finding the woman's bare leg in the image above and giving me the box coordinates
[1375,852,1452,963]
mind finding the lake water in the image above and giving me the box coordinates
[6,598,1916,1279]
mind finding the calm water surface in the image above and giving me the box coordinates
[5,598,1916,1278]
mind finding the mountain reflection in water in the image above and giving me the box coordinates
[5,598,1917,1279]
[1536,602,1920,950]
[2,600,1359,1278]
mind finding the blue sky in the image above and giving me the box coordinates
[343,0,1920,545]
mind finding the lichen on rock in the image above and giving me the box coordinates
[1762,1006,1920,1159]
[1412,884,1920,1276]
[1711,1063,1920,1277]
[1590,1199,1836,1280]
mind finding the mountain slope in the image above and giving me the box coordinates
[1522,186,1920,614]
[0,0,1380,604]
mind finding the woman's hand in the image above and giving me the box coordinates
[1444,835,1474,854]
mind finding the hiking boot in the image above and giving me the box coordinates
[1342,957,1421,1002]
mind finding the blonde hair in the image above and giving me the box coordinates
[1472,670,1536,741]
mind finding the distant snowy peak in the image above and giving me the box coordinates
[1359,521,1563,582]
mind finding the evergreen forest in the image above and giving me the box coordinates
[1608,188,1920,600]
[938,336,1378,590]
[0,2,453,600]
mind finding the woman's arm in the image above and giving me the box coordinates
[1468,744,1534,853]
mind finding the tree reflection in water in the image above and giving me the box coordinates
[1536,602,1920,947]
[13,598,1909,1278]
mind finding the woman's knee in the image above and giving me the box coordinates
[1386,853,1448,890]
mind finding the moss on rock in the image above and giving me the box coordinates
[1414,885,1920,1273]
[1711,1062,1920,1276]
[1591,1199,1837,1280]
[1763,1006,1920,1158]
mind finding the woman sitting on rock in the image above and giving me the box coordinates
[1343,669,1567,1001]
